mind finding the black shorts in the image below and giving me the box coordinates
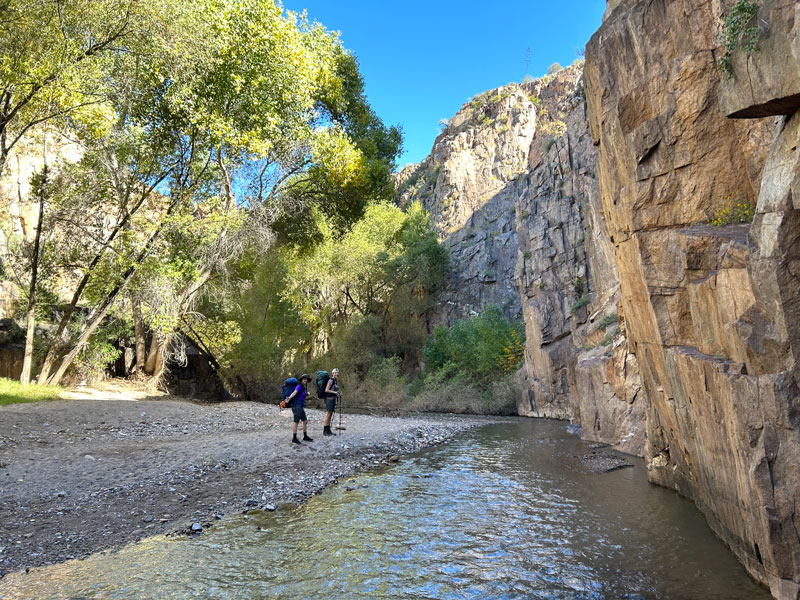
[325,395,336,412]
[292,407,307,423]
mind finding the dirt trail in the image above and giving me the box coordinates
[0,385,489,576]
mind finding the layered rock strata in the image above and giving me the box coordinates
[585,0,798,595]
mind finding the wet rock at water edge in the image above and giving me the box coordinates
[581,451,633,474]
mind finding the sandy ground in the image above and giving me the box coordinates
[0,385,492,576]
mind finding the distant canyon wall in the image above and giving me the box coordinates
[403,66,645,455]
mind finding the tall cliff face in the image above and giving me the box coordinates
[405,67,646,455]
[397,84,536,325]
[585,0,800,596]
[512,69,644,454]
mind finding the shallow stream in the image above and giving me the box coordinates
[0,419,770,599]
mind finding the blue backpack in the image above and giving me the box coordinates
[280,377,299,408]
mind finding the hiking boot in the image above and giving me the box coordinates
[303,434,314,442]
[323,426,335,436]
[292,436,301,445]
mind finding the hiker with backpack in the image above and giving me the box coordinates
[283,374,313,445]
[318,368,340,436]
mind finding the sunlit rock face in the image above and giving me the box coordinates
[586,0,800,595]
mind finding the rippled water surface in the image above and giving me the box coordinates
[1,420,770,599]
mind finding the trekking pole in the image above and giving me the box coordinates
[336,393,345,433]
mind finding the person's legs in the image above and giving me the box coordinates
[292,411,301,443]
[301,411,313,441]
[323,396,336,435]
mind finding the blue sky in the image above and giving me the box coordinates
[283,1,606,168]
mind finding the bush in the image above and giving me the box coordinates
[408,366,518,415]
[709,196,755,225]
[570,295,590,315]
[597,313,619,331]
[423,305,525,380]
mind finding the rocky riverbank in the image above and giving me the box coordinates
[0,395,493,576]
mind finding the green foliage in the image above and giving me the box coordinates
[423,305,525,381]
[540,119,567,139]
[709,195,755,225]
[570,295,590,315]
[573,277,585,294]
[599,330,617,347]
[0,378,63,406]
[2,0,403,383]
[221,201,447,387]
[547,62,564,75]
[223,248,310,383]
[597,313,619,331]
[718,0,761,79]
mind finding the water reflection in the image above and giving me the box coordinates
[0,420,770,599]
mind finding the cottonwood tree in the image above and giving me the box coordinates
[14,0,400,386]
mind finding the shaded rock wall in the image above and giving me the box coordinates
[585,0,800,596]
[512,69,645,454]
[397,84,537,325]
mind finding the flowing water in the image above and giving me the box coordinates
[0,419,770,599]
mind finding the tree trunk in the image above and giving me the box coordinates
[132,297,146,373]
[20,162,46,384]
[144,334,160,375]
[144,268,212,377]
[37,182,162,383]
[45,198,181,386]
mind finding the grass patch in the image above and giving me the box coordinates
[0,377,64,406]
[597,313,619,331]
[570,295,590,315]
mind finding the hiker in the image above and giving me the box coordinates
[321,368,340,436]
[286,374,313,445]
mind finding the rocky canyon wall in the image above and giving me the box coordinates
[403,67,646,455]
[585,0,800,596]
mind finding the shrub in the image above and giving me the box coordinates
[597,313,619,331]
[718,0,760,79]
[522,249,532,259]
[409,366,518,415]
[709,195,755,225]
[481,116,494,128]
[423,305,525,380]
[547,62,563,75]
[599,330,616,346]
[540,119,567,138]
[570,295,590,315]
